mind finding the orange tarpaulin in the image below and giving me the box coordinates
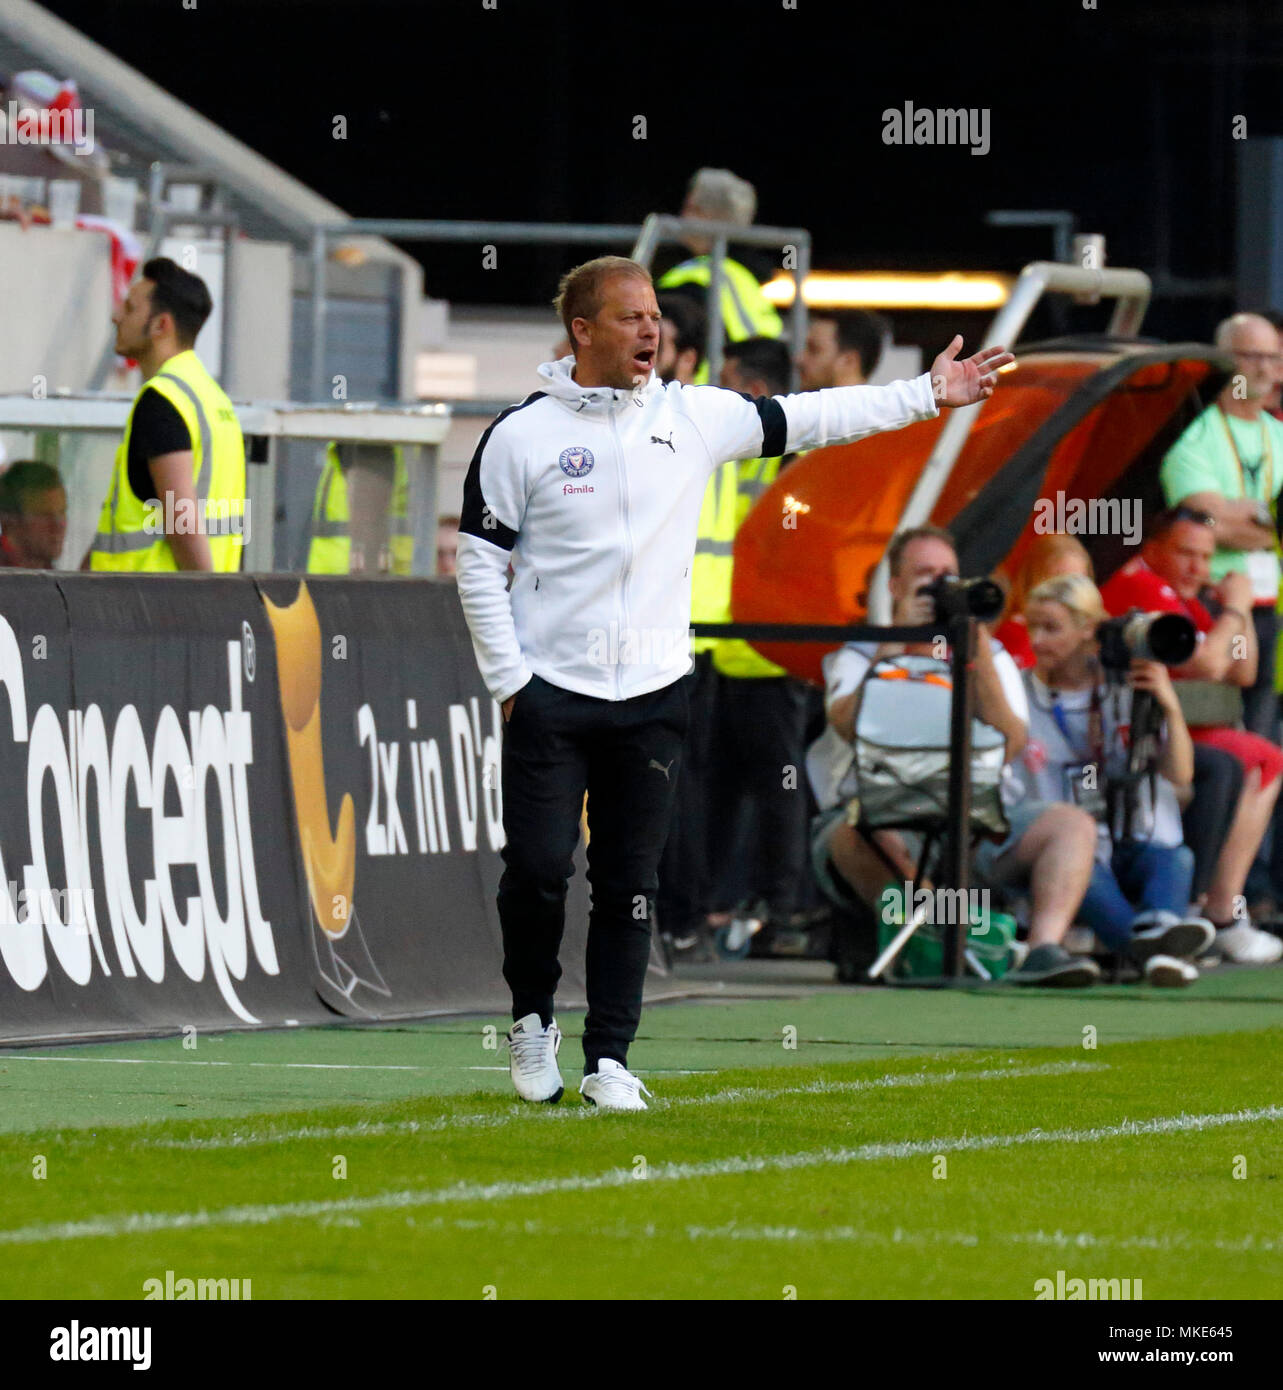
[732,345,1224,683]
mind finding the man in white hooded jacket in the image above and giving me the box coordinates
[456,255,1012,1111]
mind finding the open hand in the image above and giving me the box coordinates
[931,337,1015,408]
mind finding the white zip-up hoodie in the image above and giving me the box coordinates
[456,357,938,704]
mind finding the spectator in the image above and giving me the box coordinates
[657,168,783,363]
[805,525,1102,986]
[708,338,811,947]
[1100,506,1283,962]
[1160,312,1283,736]
[307,444,412,575]
[797,309,891,390]
[1256,308,1283,420]
[437,513,460,576]
[658,336,796,956]
[1017,574,1212,985]
[0,460,67,569]
[996,533,1094,670]
[655,293,706,386]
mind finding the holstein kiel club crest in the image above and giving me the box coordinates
[559,446,595,478]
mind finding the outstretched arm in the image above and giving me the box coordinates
[930,338,1014,407]
[688,339,1015,467]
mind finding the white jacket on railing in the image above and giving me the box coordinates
[456,356,939,704]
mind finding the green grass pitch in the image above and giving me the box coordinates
[1,967,1281,1300]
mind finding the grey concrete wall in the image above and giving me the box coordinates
[226,239,292,400]
[0,222,114,395]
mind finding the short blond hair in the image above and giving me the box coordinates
[1026,573,1105,628]
[553,256,653,343]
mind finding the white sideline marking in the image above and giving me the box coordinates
[352,1215,1283,1258]
[1,1102,1275,1247]
[0,1057,718,1075]
[4,1056,425,1072]
[684,1224,1283,1257]
[141,1060,1103,1151]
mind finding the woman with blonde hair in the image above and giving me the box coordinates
[996,533,1094,669]
[1012,573,1214,984]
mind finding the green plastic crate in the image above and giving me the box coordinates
[876,883,1016,981]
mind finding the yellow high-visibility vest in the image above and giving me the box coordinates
[691,454,787,678]
[90,349,245,572]
[307,443,413,575]
[658,254,784,343]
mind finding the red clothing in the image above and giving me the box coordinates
[994,614,1035,670]
[1099,556,1213,632]
[1191,726,1283,788]
[1101,559,1283,787]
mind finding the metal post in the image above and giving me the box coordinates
[789,238,810,391]
[941,614,976,977]
[408,442,440,577]
[219,218,234,383]
[707,234,727,387]
[310,227,328,405]
[243,435,275,573]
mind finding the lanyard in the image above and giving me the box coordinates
[1049,685,1105,768]
[1218,406,1274,501]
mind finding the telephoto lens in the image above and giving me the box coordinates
[920,574,1006,624]
[1096,610,1197,670]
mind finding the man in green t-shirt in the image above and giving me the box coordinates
[1160,312,1283,736]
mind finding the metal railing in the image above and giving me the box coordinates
[0,393,450,574]
[630,214,811,388]
[307,215,812,402]
[866,260,1154,623]
[84,164,241,391]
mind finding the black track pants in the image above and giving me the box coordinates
[498,673,689,1072]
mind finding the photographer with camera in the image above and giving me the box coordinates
[1159,312,1283,738]
[1101,507,1283,964]
[1015,574,1214,985]
[806,526,1102,986]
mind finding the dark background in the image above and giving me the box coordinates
[40,0,1283,341]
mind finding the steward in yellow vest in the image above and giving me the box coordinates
[692,452,787,677]
[307,443,413,575]
[87,258,245,572]
[658,253,783,344]
[692,337,794,676]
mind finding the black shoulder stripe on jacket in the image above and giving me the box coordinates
[740,393,788,459]
[458,392,546,551]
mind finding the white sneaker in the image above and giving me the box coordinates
[579,1058,652,1112]
[1143,954,1199,988]
[505,1013,563,1102]
[1062,926,1099,956]
[1130,917,1215,962]
[1216,922,1283,965]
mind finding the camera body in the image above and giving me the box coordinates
[918,574,1005,624]
[1096,609,1197,674]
